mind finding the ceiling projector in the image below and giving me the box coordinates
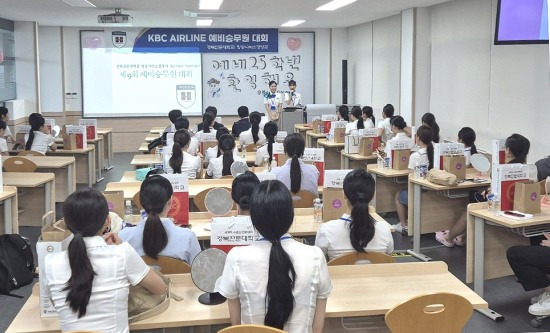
[98,8,132,24]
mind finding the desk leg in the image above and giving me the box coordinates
[67,164,76,195]
[105,132,114,170]
[45,182,53,224]
[96,140,104,183]
[4,198,13,234]
[407,183,432,261]
[371,173,377,210]
[88,151,93,187]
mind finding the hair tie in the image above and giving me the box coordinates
[356,193,367,202]
[270,239,281,246]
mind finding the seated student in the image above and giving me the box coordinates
[377,104,395,144]
[232,171,260,216]
[43,188,166,332]
[345,106,365,135]
[255,121,278,168]
[361,106,375,129]
[119,176,201,263]
[232,106,251,138]
[536,156,550,181]
[458,127,478,166]
[0,120,9,156]
[383,116,413,156]
[162,109,182,135]
[206,134,245,179]
[0,106,13,142]
[315,169,394,261]
[205,127,231,166]
[421,112,440,143]
[25,115,56,154]
[174,116,190,131]
[272,133,319,197]
[239,111,266,147]
[393,125,434,232]
[435,133,531,247]
[336,105,349,122]
[217,180,332,333]
[197,106,224,131]
[165,129,201,179]
[189,111,218,156]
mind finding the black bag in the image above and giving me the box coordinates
[148,137,165,152]
[0,234,35,295]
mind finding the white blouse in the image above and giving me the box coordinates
[24,131,54,154]
[217,236,333,333]
[163,150,201,179]
[408,147,429,170]
[239,128,266,146]
[206,153,245,179]
[377,117,394,144]
[254,144,278,168]
[315,214,394,261]
[43,237,150,333]
[272,159,320,197]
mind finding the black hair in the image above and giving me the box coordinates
[249,111,262,144]
[288,80,296,86]
[62,188,109,318]
[268,80,277,87]
[421,113,440,143]
[362,106,375,125]
[231,171,260,212]
[249,180,296,330]
[350,106,364,129]
[458,127,477,155]
[0,106,8,118]
[264,121,278,164]
[219,134,236,176]
[205,106,218,117]
[202,111,215,133]
[0,120,6,131]
[390,116,407,130]
[237,106,249,118]
[505,133,530,164]
[169,129,192,174]
[168,109,183,124]
[383,104,395,117]
[174,116,189,130]
[343,169,376,252]
[416,125,434,170]
[140,176,173,259]
[337,105,349,121]
[25,115,45,151]
[283,133,305,194]
[215,127,230,157]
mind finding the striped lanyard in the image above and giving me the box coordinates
[340,217,352,223]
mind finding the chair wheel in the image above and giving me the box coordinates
[531,318,542,328]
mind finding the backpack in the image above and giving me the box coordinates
[0,234,35,296]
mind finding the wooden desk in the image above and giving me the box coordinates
[465,203,549,320]
[408,172,491,261]
[317,139,344,170]
[150,127,165,135]
[145,135,158,143]
[294,124,312,142]
[48,147,96,187]
[55,137,104,183]
[98,128,114,170]
[367,165,409,214]
[340,151,377,169]
[6,261,486,333]
[306,131,326,148]
[2,156,76,202]
[0,186,18,234]
[139,142,150,153]
[3,173,55,227]
[131,152,256,169]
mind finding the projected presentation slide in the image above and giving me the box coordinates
[82,47,202,118]
[496,0,549,44]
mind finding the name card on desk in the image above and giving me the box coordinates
[492,163,531,211]
[79,119,98,140]
[324,170,353,188]
[272,142,287,166]
[64,125,87,149]
[255,172,277,182]
[303,148,325,186]
[211,216,258,248]
[44,119,55,133]
[492,139,506,165]
[160,174,189,225]
[387,139,414,170]
[276,131,288,142]
[321,114,338,134]
[434,143,465,170]
[15,125,31,148]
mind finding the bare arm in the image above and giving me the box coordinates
[227,298,242,325]
[138,269,167,295]
[312,298,327,333]
[376,127,384,138]
[403,126,412,137]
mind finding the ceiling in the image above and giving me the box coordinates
[0,0,454,28]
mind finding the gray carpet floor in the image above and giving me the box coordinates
[0,153,547,332]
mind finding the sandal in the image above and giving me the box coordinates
[435,230,454,248]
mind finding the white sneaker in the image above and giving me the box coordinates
[529,292,550,315]
[392,223,408,233]
[532,291,550,305]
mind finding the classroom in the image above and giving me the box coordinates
[0,0,549,332]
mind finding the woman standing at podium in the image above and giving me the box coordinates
[285,80,302,107]
[264,80,283,122]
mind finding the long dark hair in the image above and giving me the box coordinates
[421,113,440,143]
[249,111,262,144]
[219,134,236,176]
[337,105,349,121]
[350,106,364,129]
[250,180,296,329]
[62,188,109,318]
[416,125,434,170]
[202,111,215,133]
[362,106,375,125]
[390,116,407,130]
[231,171,260,212]
[140,176,173,259]
[263,121,278,164]
[505,133,530,164]
[284,133,305,194]
[458,127,477,155]
[169,129,191,174]
[343,169,376,252]
[25,115,45,151]
[215,127,230,158]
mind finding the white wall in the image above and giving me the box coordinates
[14,21,38,119]
[38,26,63,112]
[348,22,373,108]
[330,28,348,104]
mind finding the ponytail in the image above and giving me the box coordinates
[26,115,45,151]
[290,155,301,194]
[417,125,434,170]
[427,143,434,170]
[231,171,260,212]
[351,106,364,129]
[458,127,478,155]
[25,131,35,151]
[421,113,440,144]
[169,129,191,174]
[283,134,305,194]
[250,112,261,144]
[64,233,95,318]
[142,212,168,259]
[343,169,376,252]
[219,134,236,176]
[263,121,278,164]
[265,241,296,328]
[470,144,478,155]
[222,150,234,176]
[202,111,215,133]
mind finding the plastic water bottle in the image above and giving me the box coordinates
[124,200,133,225]
[263,156,270,172]
[155,148,161,162]
[313,198,323,223]
[377,156,384,169]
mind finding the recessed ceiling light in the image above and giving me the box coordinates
[281,20,306,27]
[196,19,213,26]
[316,0,357,11]
[199,0,223,10]
[62,0,95,7]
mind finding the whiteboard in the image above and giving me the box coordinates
[203,32,314,116]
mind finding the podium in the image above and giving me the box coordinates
[280,107,305,133]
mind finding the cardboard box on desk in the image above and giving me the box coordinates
[321,114,338,134]
[14,125,31,149]
[392,150,411,171]
[328,121,347,143]
[312,119,323,134]
[345,134,361,154]
[434,143,465,170]
[492,163,531,211]
[63,125,87,150]
[322,169,353,221]
[361,128,380,152]
[358,137,375,156]
[443,155,467,181]
[160,174,189,226]
[79,119,98,140]
[303,148,325,186]
[197,133,217,155]
[103,191,125,218]
[514,181,541,214]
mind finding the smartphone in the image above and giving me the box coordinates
[503,211,525,218]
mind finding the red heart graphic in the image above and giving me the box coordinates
[287,37,302,51]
